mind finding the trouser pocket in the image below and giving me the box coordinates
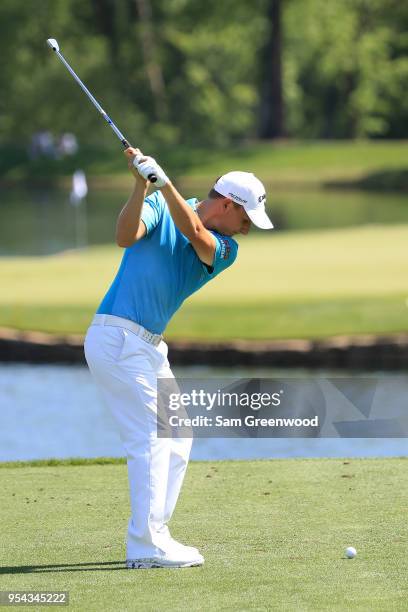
[84,325,128,365]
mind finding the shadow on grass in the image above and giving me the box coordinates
[325,168,408,192]
[0,561,126,574]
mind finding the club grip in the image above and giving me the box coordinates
[122,141,157,183]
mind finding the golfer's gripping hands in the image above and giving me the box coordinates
[127,148,169,188]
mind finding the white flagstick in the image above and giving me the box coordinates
[70,170,88,249]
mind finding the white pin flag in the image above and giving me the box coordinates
[70,169,88,205]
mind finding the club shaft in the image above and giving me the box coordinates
[49,41,157,181]
[53,49,129,147]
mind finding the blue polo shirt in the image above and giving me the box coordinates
[96,191,238,334]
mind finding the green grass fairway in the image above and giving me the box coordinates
[1,224,408,339]
[180,140,408,187]
[0,458,406,611]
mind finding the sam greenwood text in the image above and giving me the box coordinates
[168,415,320,428]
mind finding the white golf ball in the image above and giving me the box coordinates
[345,546,357,558]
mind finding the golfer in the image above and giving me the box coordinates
[84,148,273,569]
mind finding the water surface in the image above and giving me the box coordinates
[1,186,407,255]
[0,364,406,462]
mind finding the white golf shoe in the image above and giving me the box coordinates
[168,538,201,557]
[126,541,204,569]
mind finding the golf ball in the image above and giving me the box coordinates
[345,546,357,558]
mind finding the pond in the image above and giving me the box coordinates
[0,364,406,462]
[1,185,408,255]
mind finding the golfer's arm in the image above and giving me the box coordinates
[161,182,215,266]
[115,179,148,247]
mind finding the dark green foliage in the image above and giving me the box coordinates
[0,0,407,154]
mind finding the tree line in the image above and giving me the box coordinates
[0,0,407,152]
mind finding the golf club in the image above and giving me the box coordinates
[46,38,157,183]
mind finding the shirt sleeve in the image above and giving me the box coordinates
[204,232,239,276]
[141,191,165,234]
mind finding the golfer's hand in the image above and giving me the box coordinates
[133,155,169,188]
[124,147,146,182]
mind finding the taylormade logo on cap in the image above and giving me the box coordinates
[228,192,247,204]
[214,171,273,230]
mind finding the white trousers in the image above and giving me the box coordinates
[84,316,192,559]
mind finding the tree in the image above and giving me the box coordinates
[134,0,168,121]
[259,0,285,139]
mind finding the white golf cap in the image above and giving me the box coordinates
[214,171,273,229]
